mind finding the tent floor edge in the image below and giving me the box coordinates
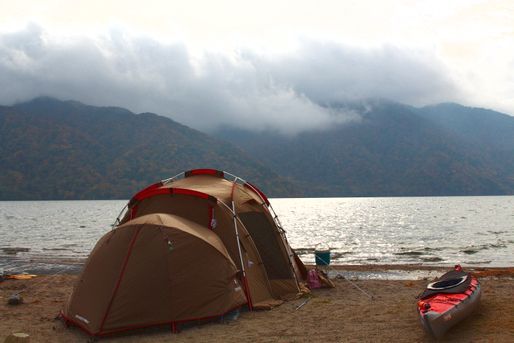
[64,304,246,338]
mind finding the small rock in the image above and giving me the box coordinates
[4,332,30,343]
[7,294,23,305]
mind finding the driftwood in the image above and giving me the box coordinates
[4,333,30,343]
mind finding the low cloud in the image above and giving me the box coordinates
[0,24,462,134]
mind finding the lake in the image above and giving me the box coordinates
[1,196,513,273]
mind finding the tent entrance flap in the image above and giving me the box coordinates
[238,212,292,280]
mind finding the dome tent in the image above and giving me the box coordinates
[118,169,307,309]
[61,213,246,336]
[61,169,307,337]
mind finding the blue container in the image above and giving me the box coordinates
[315,250,331,266]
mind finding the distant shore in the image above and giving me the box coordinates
[1,265,513,342]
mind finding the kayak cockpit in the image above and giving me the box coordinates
[427,275,468,290]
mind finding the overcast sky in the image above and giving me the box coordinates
[1,0,513,133]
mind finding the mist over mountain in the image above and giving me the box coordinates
[216,100,514,196]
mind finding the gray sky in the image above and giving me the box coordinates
[1,0,513,133]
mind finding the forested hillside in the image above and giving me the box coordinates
[0,97,300,200]
[2,97,513,200]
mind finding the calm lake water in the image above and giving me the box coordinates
[1,196,513,273]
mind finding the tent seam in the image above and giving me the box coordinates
[98,225,142,333]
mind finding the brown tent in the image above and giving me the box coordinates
[61,213,247,336]
[118,169,307,309]
[62,169,307,337]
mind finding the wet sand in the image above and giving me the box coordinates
[1,266,513,342]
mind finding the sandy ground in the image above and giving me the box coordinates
[1,266,513,342]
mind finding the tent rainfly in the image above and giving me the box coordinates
[61,169,307,337]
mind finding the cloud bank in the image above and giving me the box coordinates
[0,24,463,134]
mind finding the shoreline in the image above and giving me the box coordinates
[2,261,514,278]
[1,265,513,342]
[326,264,514,275]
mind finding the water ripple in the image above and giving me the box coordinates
[1,196,513,270]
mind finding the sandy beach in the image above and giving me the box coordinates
[1,265,513,342]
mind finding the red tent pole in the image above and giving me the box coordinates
[99,226,142,333]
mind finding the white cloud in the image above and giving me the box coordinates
[0,23,489,135]
[254,40,461,106]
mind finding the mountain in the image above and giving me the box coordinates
[2,97,513,200]
[216,100,514,196]
[418,103,514,151]
[417,103,514,179]
[0,97,300,200]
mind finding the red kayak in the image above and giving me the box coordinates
[417,265,481,339]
